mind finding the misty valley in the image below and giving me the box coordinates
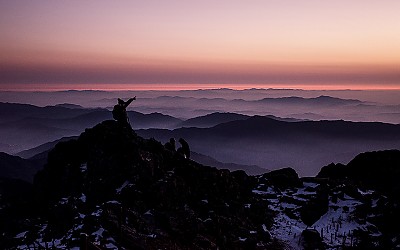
[1,89,399,176]
[1,88,400,249]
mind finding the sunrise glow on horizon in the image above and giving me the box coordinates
[3,83,400,93]
[1,1,399,90]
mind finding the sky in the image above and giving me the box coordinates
[1,0,400,90]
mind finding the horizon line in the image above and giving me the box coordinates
[1,83,400,92]
[0,83,400,92]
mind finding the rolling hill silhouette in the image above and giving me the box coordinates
[0,152,42,182]
[179,112,250,128]
[0,103,182,153]
[138,116,400,176]
[255,95,362,106]
[1,102,399,176]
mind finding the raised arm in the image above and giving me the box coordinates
[124,96,136,107]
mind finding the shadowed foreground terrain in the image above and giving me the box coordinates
[1,120,400,249]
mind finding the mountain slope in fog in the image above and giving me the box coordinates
[16,136,78,159]
[133,94,400,123]
[0,152,42,182]
[190,151,267,175]
[0,103,182,153]
[179,112,250,128]
[137,117,400,176]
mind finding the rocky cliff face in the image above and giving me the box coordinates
[11,120,277,249]
[317,150,400,248]
[1,120,400,249]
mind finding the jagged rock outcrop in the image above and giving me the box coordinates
[317,149,400,249]
[0,178,34,248]
[261,167,303,189]
[316,162,347,180]
[300,228,325,250]
[28,120,276,249]
[318,150,400,196]
[300,184,329,227]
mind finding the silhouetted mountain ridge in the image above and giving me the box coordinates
[0,102,99,123]
[0,103,183,153]
[55,103,84,109]
[0,152,42,182]
[179,112,250,128]
[16,136,78,159]
[138,117,400,176]
[210,116,400,139]
[190,151,268,175]
[257,95,362,105]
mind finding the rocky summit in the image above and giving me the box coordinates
[1,120,400,249]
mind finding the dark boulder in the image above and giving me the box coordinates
[317,162,346,179]
[346,150,400,197]
[263,167,302,189]
[318,150,400,198]
[300,184,329,227]
[301,228,325,250]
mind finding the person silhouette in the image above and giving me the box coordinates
[177,138,190,159]
[112,97,136,126]
[164,138,176,152]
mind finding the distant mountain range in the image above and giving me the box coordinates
[0,102,182,153]
[2,89,400,123]
[133,94,400,123]
[149,95,362,105]
[179,112,250,128]
[255,95,362,105]
[1,101,399,176]
[16,136,78,159]
[0,102,306,154]
[138,116,400,176]
[179,112,302,128]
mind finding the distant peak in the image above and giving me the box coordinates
[55,103,83,109]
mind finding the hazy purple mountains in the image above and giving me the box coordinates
[1,89,400,249]
[1,89,399,176]
[138,116,400,176]
[1,89,400,123]
[0,102,182,153]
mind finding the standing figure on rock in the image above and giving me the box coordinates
[177,138,190,159]
[113,97,136,127]
[164,138,176,152]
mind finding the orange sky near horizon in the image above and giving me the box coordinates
[1,1,399,90]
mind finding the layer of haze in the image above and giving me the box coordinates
[1,1,400,89]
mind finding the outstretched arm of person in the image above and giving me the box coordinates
[124,96,136,107]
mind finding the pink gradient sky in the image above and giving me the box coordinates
[1,1,400,90]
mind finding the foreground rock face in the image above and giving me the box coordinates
[1,120,400,249]
[316,149,400,248]
[16,120,275,249]
[319,150,400,197]
[262,167,303,189]
[301,229,324,250]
